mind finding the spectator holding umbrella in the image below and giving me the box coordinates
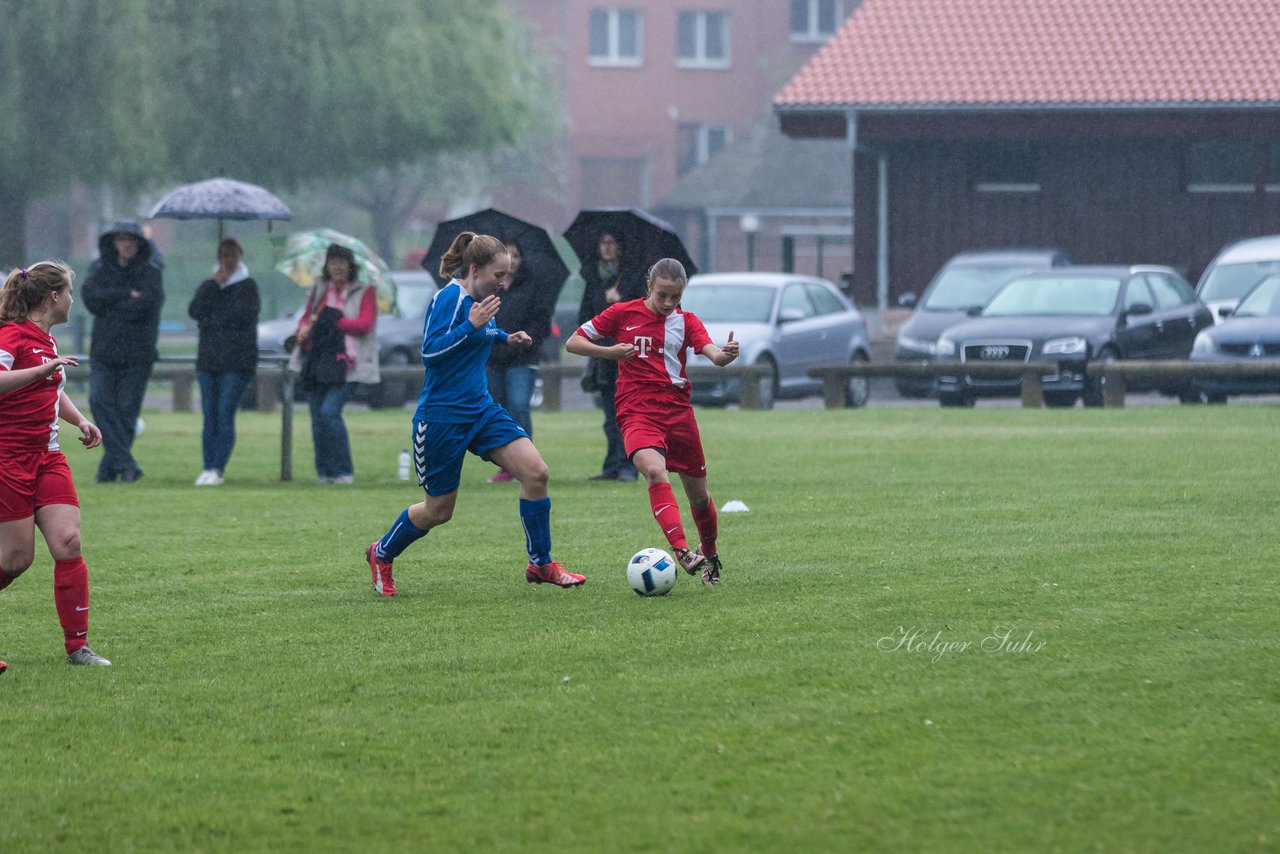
[485,238,554,483]
[577,230,644,481]
[81,221,164,484]
[187,237,260,486]
[288,243,380,484]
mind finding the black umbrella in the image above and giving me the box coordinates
[421,208,569,303]
[563,207,698,279]
[149,177,293,239]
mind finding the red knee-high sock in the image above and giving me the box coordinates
[53,557,89,654]
[648,481,689,552]
[691,498,719,556]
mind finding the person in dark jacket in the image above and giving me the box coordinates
[188,238,261,486]
[485,239,554,483]
[82,221,164,484]
[576,230,644,481]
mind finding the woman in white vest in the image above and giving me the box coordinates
[289,243,380,483]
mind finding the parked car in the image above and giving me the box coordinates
[257,270,438,408]
[1190,273,1280,401]
[934,266,1213,407]
[680,273,871,408]
[894,248,1071,396]
[1195,234,1280,324]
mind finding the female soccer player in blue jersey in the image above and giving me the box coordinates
[364,232,585,595]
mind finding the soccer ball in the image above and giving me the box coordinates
[627,548,678,596]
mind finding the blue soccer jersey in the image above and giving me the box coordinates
[415,281,510,423]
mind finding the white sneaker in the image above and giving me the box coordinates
[206,471,224,485]
[332,474,354,484]
[195,470,214,485]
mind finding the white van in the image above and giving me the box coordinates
[1196,235,1280,323]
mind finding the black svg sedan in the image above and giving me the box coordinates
[1190,273,1280,401]
[934,266,1213,407]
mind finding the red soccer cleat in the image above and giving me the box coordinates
[0,660,6,675]
[525,560,586,588]
[366,542,397,596]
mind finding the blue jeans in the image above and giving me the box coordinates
[487,364,537,437]
[197,370,253,474]
[308,382,357,478]
[89,361,153,480]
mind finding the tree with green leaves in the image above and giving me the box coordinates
[0,0,167,266]
[0,0,547,267]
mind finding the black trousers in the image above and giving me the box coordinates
[599,381,636,478]
[89,361,153,480]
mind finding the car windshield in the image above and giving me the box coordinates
[680,285,775,323]
[1199,260,1280,302]
[922,265,1041,310]
[1232,275,1280,318]
[983,276,1121,317]
[394,283,434,318]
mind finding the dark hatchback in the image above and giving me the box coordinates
[1190,273,1280,401]
[934,266,1213,407]
[894,248,1071,397]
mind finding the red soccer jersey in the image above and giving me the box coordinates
[577,299,713,410]
[0,320,66,452]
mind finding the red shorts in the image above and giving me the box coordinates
[619,400,707,477]
[0,449,79,522]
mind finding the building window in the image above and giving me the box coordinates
[972,145,1040,193]
[677,10,730,69]
[790,0,843,43]
[677,124,730,175]
[589,9,643,67]
[1187,141,1255,193]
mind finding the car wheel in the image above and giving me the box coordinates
[844,352,870,408]
[1043,391,1078,408]
[372,350,414,409]
[756,355,778,410]
[1082,346,1118,408]
[938,392,974,408]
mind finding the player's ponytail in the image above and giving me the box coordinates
[0,261,73,324]
[646,258,687,287]
[439,232,507,280]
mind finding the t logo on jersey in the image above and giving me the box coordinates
[632,335,655,358]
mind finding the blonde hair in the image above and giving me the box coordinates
[0,261,74,324]
[646,258,688,287]
[439,232,507,279]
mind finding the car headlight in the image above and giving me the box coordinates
[897,335,937,355]
[1042,336,1087,356]
[1191,333,1216,357]
[935,337,957,357]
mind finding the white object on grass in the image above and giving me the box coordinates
[721,500,750,513]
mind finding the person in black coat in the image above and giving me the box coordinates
[82,221,165,484]
[187,238,261,486]
[485,239,555,483]
[577,230,644,481]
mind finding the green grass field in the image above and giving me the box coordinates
[3,405,1278,852]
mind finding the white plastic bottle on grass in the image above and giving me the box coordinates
[397,449,411,481]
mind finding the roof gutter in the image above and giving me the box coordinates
[778,100,1280,113]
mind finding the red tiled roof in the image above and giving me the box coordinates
[776,0,1280,109]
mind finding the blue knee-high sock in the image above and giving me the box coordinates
[375,509,428,561]
[519,497,552,566]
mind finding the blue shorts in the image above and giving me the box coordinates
[412,404,528,496]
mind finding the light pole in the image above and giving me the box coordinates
[739,213,760,271]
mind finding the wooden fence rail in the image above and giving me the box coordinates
[807,359,1280,408]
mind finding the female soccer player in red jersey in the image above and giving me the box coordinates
[0,262,110,667]
[566,258,740,585]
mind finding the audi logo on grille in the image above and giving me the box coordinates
[980,345,1011,360]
